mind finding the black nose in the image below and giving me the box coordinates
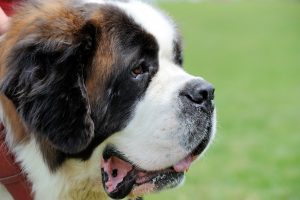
[181,79,215,105]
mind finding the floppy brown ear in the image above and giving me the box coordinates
[1,18,99,154]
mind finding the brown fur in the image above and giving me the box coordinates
[0,95,28,145]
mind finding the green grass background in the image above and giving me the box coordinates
[0,1,299,200]
[148,0,300,200]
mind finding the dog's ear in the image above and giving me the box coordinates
[1,19,99,154]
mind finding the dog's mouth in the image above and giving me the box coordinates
[100,139,209,199]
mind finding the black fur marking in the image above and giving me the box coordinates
[69,6,159,162]
[173,40,183,66]
[1,21,98,156]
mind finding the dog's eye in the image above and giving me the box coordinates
[131,62,148,78]
[132,66,144,77]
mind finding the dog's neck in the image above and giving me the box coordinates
[0,97,109,199]
[0,95,29,146]
[0,123,33,200]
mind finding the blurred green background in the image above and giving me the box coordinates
[148,0,300,200]
[0,1,299,200]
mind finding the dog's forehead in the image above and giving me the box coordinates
[114,1,177,59]
[84,0,177,59]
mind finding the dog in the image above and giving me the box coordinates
[0,0,216,199]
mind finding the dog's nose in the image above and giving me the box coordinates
[181,79,215,105]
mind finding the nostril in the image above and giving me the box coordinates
[185,93,203,104]
[200,89,208,102]
[186,88,207,104]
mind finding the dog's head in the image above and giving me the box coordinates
[0,0,216,198]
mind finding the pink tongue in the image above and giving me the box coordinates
[172,155,194,173]
[101,157,133,193]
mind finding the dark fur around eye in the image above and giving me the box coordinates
[174,40,183,66]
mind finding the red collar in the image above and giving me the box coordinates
[0,1,21,16]
[0,123,33,200]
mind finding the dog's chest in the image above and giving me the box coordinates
[13,138,107,200]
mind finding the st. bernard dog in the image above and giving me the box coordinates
[0,0,216,199]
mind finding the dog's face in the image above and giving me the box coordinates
[0,0,216,198]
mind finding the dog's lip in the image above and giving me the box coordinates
[131,169,184,197]
[135,168,176,184]
[100,140,209,198]
[101,155,185,199]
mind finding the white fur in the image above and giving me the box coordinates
[113,1,176,59]
[0,102,106,199]
[0,184,13,200]
[99,0,216,171]
[15,139,62,200]
[0,114,106,199]
[105,59,215,171]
